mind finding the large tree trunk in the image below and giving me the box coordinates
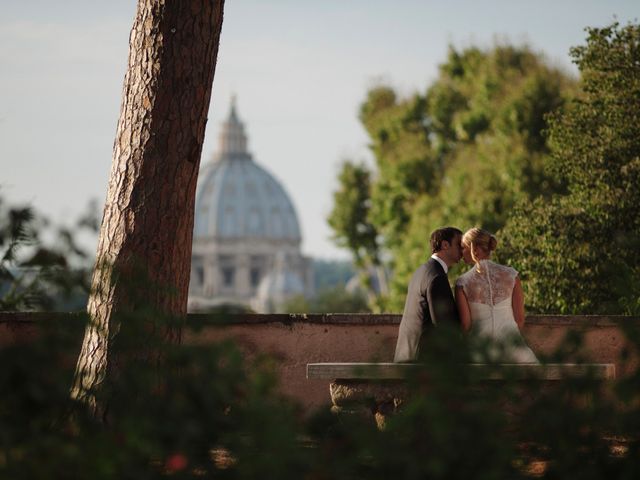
[72,0,225,416]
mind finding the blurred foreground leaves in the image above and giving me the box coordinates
[2,316,640,479]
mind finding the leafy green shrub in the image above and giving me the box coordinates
[3,316,640,479]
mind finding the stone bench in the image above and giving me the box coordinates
[307,362,616,428]
[307,362,616,380]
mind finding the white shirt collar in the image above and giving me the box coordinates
[431,253,448,274]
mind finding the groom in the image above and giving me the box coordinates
[394,226,463,362]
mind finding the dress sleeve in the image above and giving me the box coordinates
[455,276,467,303]
[492,264,519,304]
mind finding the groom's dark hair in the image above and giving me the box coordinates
[430,227,462,253]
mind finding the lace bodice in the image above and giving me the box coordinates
[455,260,518,306]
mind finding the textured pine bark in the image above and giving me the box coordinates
[72,0,225,416]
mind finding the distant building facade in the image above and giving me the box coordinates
[188,99,313,312]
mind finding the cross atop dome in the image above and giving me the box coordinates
[228,93,239,122]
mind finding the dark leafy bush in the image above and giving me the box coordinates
[2,317,640,479]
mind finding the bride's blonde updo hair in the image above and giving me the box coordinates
[462,228,497,269]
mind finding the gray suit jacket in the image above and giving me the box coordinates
[394,258,460,362]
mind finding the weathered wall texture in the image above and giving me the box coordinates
[1,313,637,412]
[183,314,639,411]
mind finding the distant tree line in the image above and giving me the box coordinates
[284,259,370,313]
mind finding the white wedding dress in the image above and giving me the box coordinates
[456,260,538,363]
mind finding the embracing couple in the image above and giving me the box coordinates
[394,226,538,364]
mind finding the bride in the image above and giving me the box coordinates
[455,228,538,363]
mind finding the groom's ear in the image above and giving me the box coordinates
[440,240,450,251]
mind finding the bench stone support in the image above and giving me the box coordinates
[308,362,616,429]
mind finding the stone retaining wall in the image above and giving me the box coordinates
[1,313,637,411]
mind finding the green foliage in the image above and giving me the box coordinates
[360,88,437,254]
[330,43,574,311]
[4,315,640,478]
[327,161,388,307]
[0,315,311,479]
[327,161,381,267]
[312,259,356,291]
[284,285,370,313]
[330,27,640,314]
[500,23,640,314]
[0,196,98,311]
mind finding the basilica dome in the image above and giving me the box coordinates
[188,98,313,313]
[193,100,301,242]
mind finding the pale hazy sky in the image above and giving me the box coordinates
[1,1,637,259]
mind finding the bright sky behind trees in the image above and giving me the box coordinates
[1,0,637,259]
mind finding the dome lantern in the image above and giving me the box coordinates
[218,95,249,158]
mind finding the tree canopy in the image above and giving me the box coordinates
[500,22,640,314]
[330,42,575,311]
